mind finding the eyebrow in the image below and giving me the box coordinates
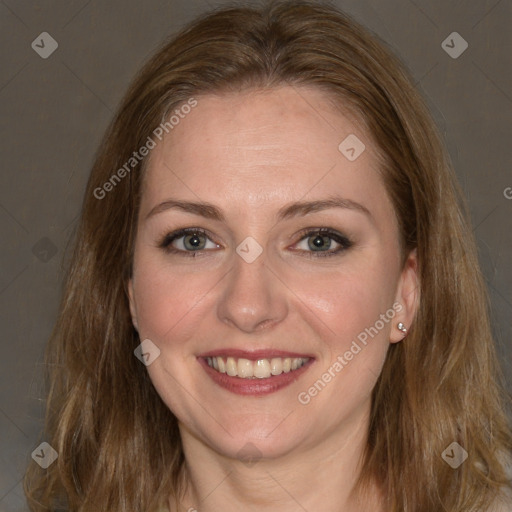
[145,195,373,223]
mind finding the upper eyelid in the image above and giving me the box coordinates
[159,227,216,247]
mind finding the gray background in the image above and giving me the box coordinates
[0,0,511,510]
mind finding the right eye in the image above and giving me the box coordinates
[158,228,221,256]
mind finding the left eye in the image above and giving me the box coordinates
[292,229,353,257]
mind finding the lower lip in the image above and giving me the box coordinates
[198,357,314,396]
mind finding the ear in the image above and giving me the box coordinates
[390,248,419,343]
[128,278,139,332]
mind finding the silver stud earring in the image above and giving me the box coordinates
[397,322,407,334]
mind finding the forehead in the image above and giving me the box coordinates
[141,86,394,224]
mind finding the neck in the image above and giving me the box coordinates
[171,401,385,512]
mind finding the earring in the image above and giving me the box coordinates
[397,322,407,334]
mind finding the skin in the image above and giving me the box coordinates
[128,85,419,512]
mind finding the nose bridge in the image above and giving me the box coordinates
[216,244,287,333]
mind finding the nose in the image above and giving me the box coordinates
[216,247,288,333]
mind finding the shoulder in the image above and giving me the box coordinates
[485,454,512,511]
[486,497,512,512]
[147,502,170,512]
[488,455,512,511]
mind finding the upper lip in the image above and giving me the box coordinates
[197,348,314,360]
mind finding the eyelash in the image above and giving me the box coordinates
[157,227,353,259]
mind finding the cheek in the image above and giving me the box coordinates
[291,257,396,348]
[292,266,396,411]
[131,253,218,344]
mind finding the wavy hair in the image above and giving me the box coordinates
[24,1,512,510]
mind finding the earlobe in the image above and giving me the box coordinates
[128,279,139,332]
[390,248,419,343]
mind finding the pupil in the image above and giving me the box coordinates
[310,235,330,251]
[186,234,203,249]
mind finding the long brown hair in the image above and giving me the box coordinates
[24,1,512,510]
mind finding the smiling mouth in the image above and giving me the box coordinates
[204,356,311,379]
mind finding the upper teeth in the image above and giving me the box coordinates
[205,356,310,379]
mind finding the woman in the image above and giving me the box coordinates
[24,1,512,511]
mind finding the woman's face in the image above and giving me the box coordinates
[128,86,418,460]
